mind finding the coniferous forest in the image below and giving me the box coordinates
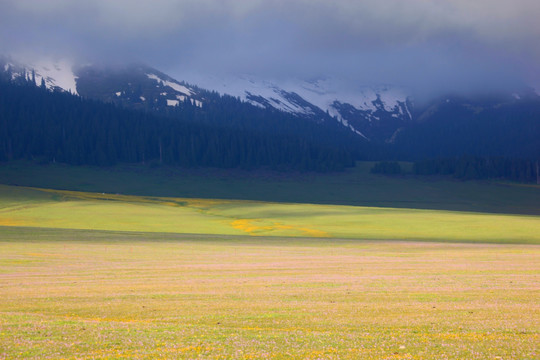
[0,77,356,172]
[413,156,539,183]
[370,157,539,183]
[0,74,538,181]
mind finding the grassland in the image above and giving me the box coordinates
[0,228,538,359]
[0,162,538,358]
[0,184,539,243]
[1,160,539,215]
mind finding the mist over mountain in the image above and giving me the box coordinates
[1,56,538,167]
[1,0,539,97]
[0,0,539,174]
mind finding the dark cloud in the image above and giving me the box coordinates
[1,0,539,94]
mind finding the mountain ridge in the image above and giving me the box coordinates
[0,56,416,142]
[1,55,538,162]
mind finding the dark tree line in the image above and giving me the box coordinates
[413,156,540,183]
[392,97,540,161]
[3,69,539,174]
[370,161,402,175]
[157,89,373,160]
[0,78,355,172]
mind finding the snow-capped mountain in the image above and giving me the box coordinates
[75,63,204,111]
[1,57,78,94]
[0,56,415,142]
[187,74,413,141]
[0,57,204,112]
[3,55,538,149]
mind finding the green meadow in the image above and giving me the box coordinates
[0,162,539,358]
[1,161,539,215]
[0,184,539,243]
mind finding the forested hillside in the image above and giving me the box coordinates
[0,78,355,171]
[1,72,538,176]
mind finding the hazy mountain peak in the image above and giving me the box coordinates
[1,56,78,94]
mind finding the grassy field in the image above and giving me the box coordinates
[0,184,539,243]
[1,160,539,215]
[0,162,538,358]
[0,228,538,359]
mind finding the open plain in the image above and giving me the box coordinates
[1,228,539,359]
[0,164,539,359]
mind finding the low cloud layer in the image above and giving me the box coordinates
[1,0,539,95]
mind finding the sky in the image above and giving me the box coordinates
[1,0,539,96]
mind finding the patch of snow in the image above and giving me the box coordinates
[140,96,146,101]
[330,107,368,139]
[147,73,193,96]
[288,79,408,120]
[184,73,409,118]
[147,73,162,83]
[288,79,373,113]
[160,92,168,96]
[197,75,314,115]
[116,92,122,97]
[190,99,203,108]
[167,99,179,107]
[29,59,78,95]
[246,99,265,108]
[405,101,413,121]
[177,71,410,137]
[176,95,186,101]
